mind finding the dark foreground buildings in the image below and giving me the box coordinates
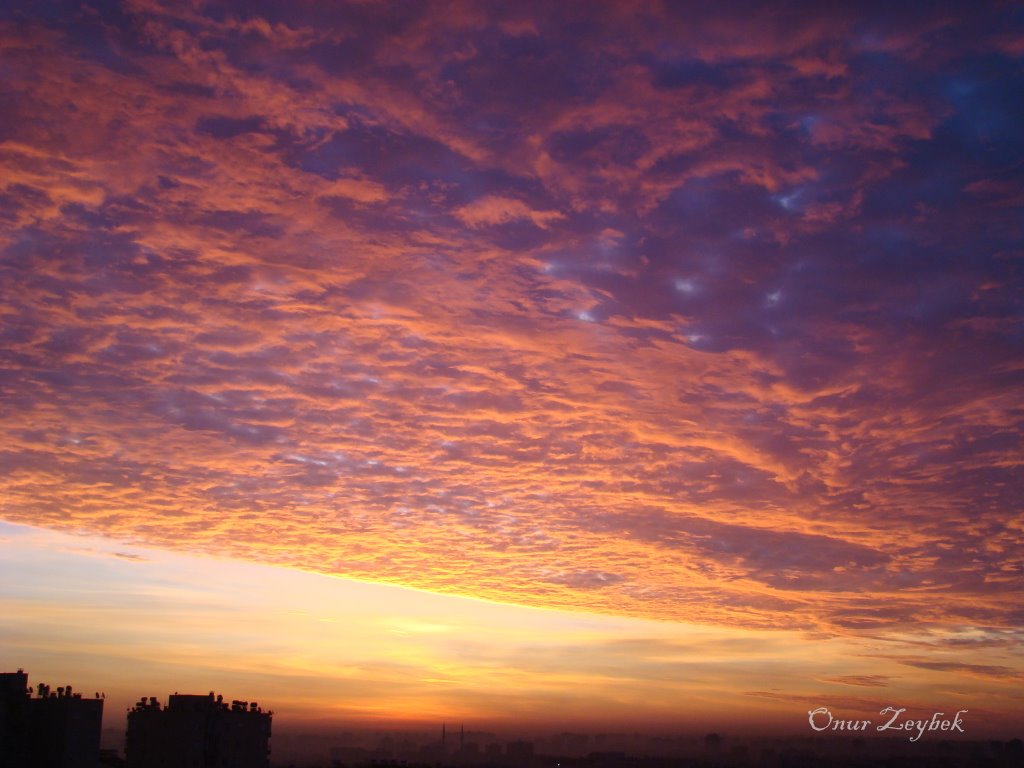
[126,692,271,768]
[3,671,271,768]
[0,670,104,768]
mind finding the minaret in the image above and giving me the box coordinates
[442,722,446,752]
[461,724,464,749]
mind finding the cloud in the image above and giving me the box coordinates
[819,675,890,688]
[112,552,150,562]
[893,659,1022,680]
[454,196,564,229]
[544,571,627,590]
[0,0,1021,645]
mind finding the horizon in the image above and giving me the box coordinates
[1,1,1022,763]
[5,522,1021,748]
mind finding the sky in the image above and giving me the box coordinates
[1,0,1023,745]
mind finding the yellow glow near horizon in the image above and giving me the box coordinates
[3,522,1021,742]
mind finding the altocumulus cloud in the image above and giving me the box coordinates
[0,1,1021,639]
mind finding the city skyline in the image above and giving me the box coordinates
[1,0,1022,752]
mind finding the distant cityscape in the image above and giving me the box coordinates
[2,669,1021,768]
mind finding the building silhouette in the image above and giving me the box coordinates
[0,670,104,768]
[1,670,30,766]
[125,692,271,768]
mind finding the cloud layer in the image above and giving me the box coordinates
[1,1,1022,640]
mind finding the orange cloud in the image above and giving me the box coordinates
[455,195,565,229]
[0,1,1021,675]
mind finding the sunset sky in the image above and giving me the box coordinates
[1,0,1023,745]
